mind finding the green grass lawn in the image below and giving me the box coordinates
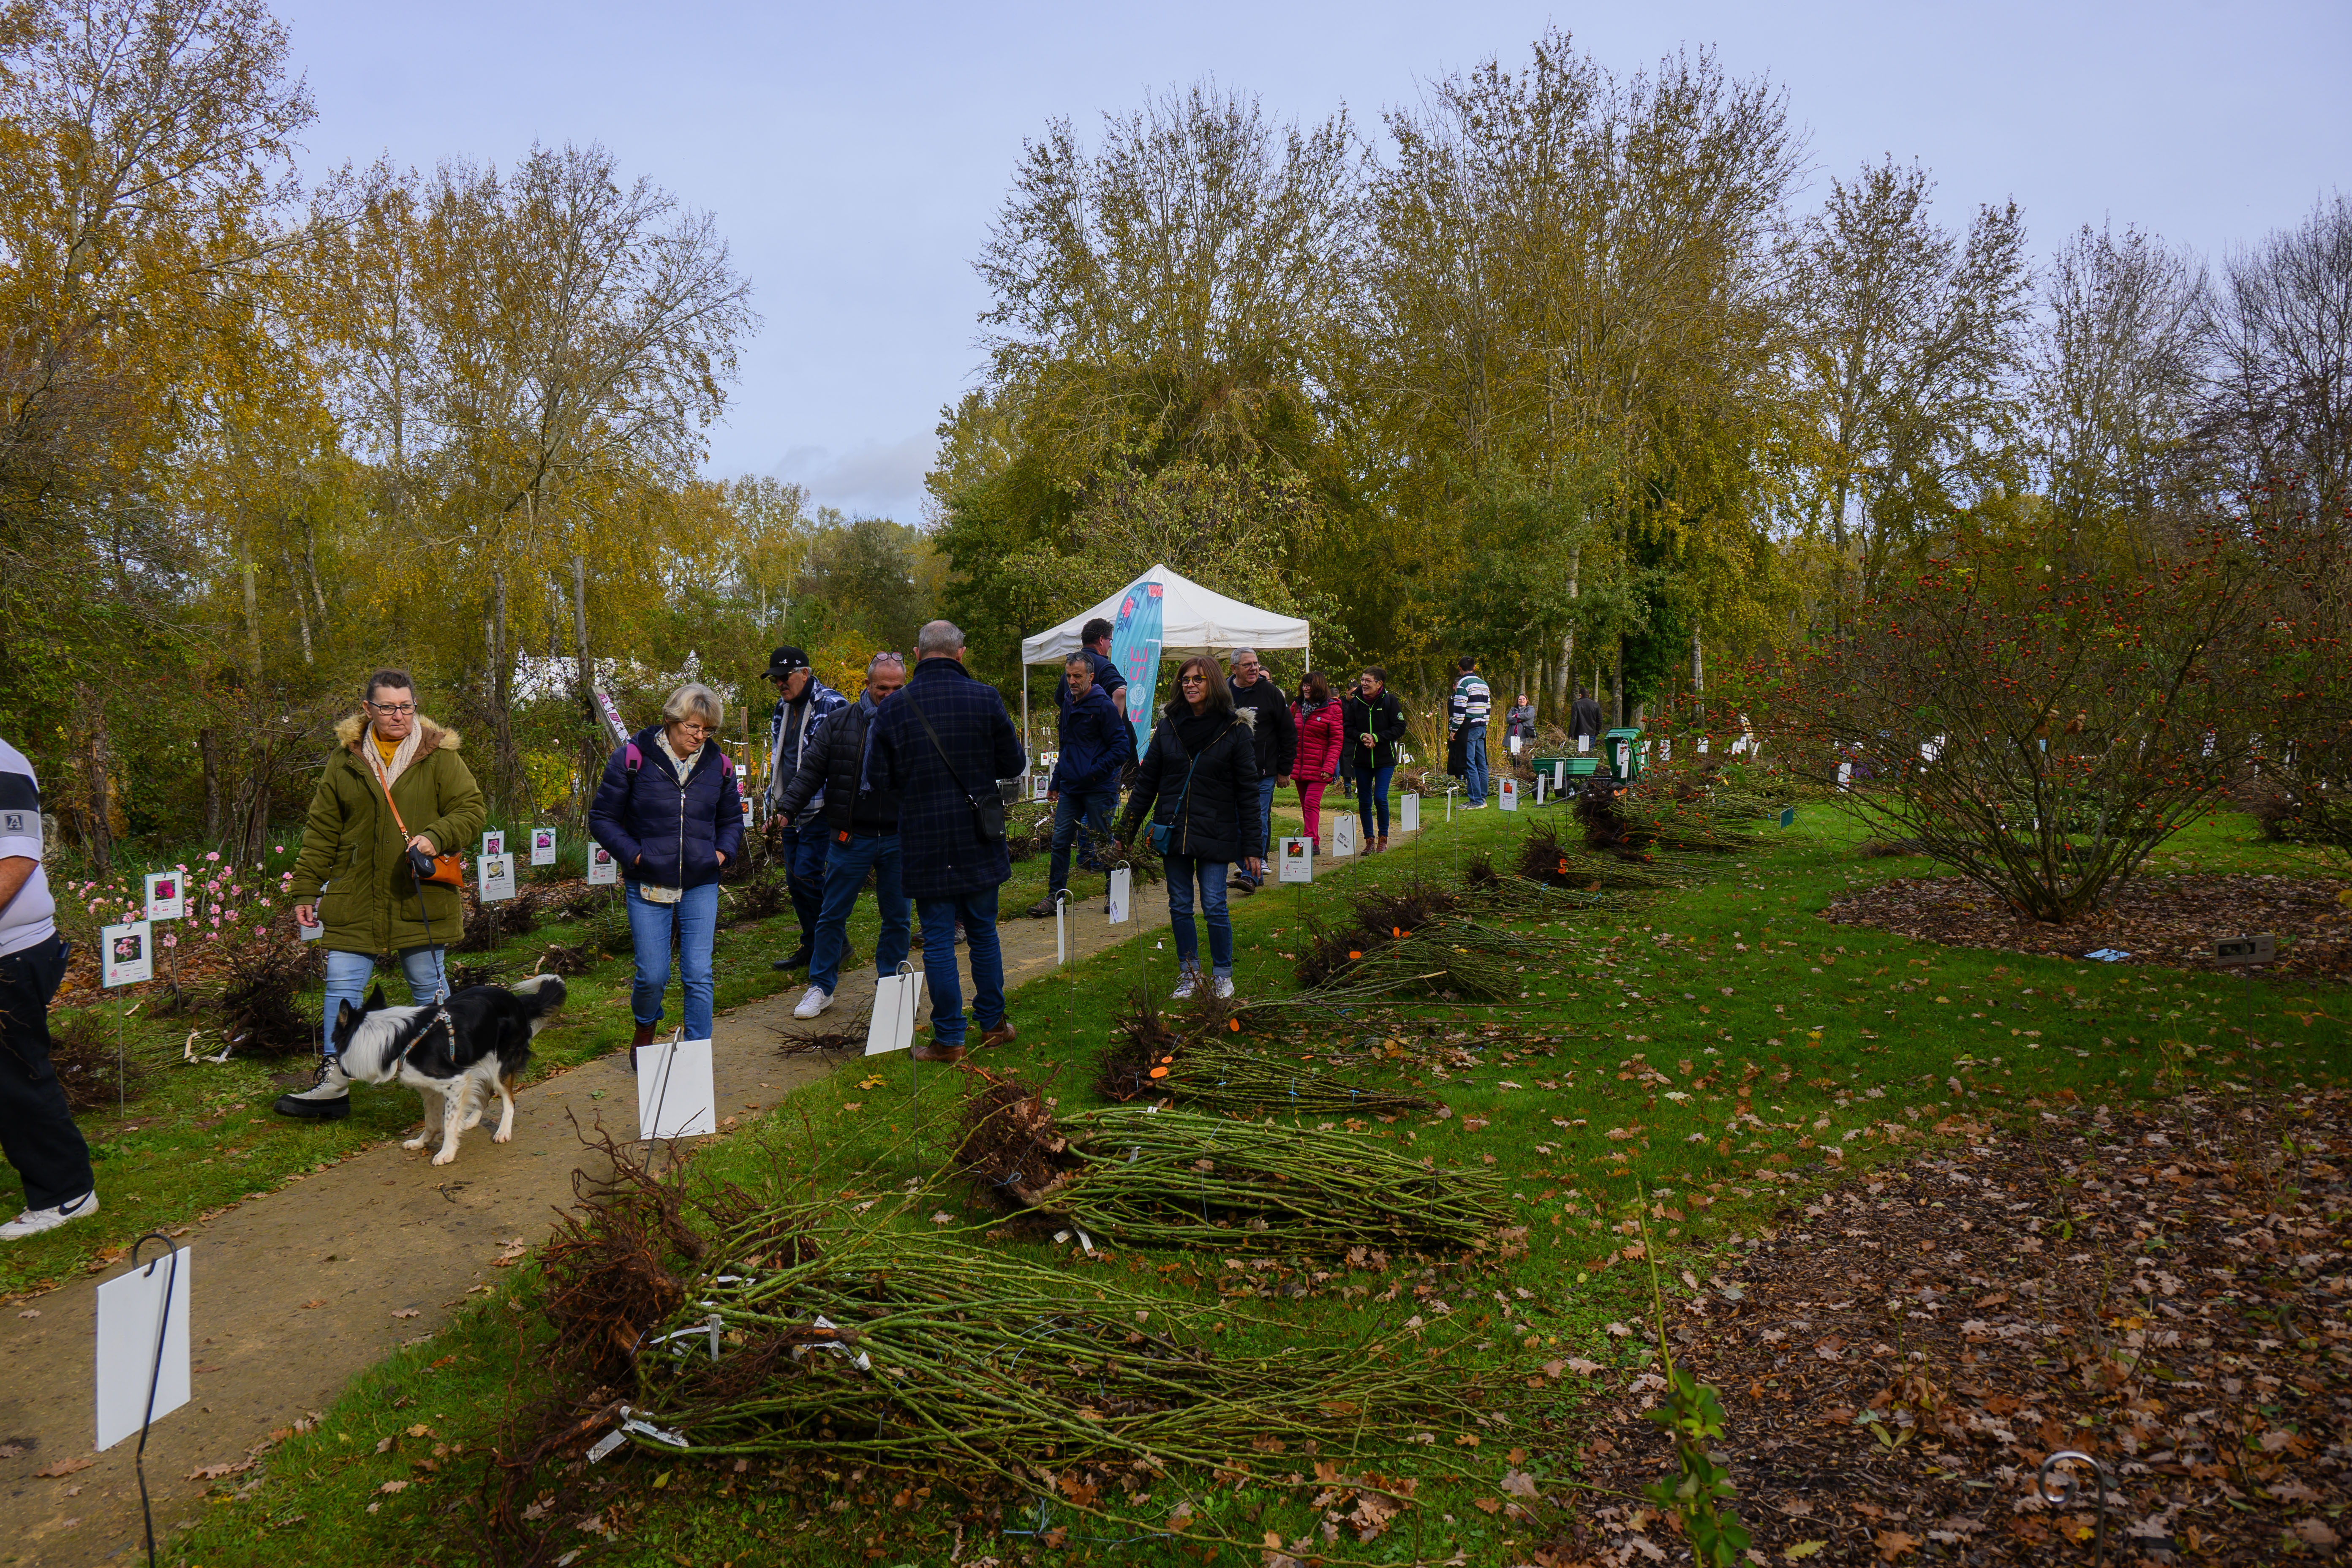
[0,835,1075,1301]
[133,802,2352,1565]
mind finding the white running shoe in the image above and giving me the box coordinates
[0,1190,99,1242]
[793,984,833,1020]
[1211,975,1235,1000]
[1170,970,1199,1001]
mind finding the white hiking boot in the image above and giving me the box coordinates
[273,1055,351,1120]
[0,1190,99,1241]
[793,985,834,1019]
[1170,969,1200,1001]
[1211,975,1235,1000]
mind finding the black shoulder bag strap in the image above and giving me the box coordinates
[906,691,1006,844]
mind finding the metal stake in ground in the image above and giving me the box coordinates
[2037,1450,2113,1568]
[896,958,921,1132]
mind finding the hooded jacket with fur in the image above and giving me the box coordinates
[291,713,487,955]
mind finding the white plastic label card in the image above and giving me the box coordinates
[478,853,517,903]
[1500,778,1519,811]
[1105,866,1132,925]
[95,1247,191,1451]
[1697,737,1710,755]
[531,828,557,867]
[482,830,505,858]
[1399,793,1420,833]
[635,1038,716,1138]
[1330,814,1358,858]
[1508,734,1522,755]
[586,846,619,886]
[101,921,152,987]
[1660,738,1671,762]
[143,872,182,922]
[865,973,924,1055]
[1533,776,1546,806]
[1837,761,1853,788]
[298,915,324,941]
[1552,761,1565,789]
[1034,774,1051,802]
[1277,836,1313,884]
[1578,735,1590,754]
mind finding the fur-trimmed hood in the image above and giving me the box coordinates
[333,712,461,754]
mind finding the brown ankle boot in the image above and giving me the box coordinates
[629,1022,656,1050]
[1375,835,1388,854]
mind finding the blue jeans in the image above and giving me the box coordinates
[626,880,719,1040]
[811,830,912,996]
[1240,775,1277,883]
[1354,762,1394,838]
[322,945,447,1056]
[1047,787,1118,894]
[1461,722,1489,804]
[776,818,828,947]
[917,887,1003,1047]
[1163,855,1233,977]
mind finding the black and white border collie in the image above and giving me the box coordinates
[330,975,566,1165]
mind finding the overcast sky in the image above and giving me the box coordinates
[278,1,2349,525]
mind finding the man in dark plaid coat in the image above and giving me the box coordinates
[866,621,1025,1062]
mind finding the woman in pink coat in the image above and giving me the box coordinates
[1290,671,1345,852]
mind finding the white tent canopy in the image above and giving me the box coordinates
[1019,563,1310,666]
[1017,564,1312,749]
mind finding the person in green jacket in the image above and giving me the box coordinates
[275,668,485,1121]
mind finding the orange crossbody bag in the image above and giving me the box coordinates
[372,756,465,890]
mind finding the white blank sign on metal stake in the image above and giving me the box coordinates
[96,1248,191,1451]
[865,973,924,1055]
[635,1038,716,1138]
[1105,866,1132,925]
[1277,836,1313,883]
[1330,814,1358,858]
[1399,794,1420,833]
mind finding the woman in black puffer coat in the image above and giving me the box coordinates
[1112,655,1265,1001]
[590,684,743,1051]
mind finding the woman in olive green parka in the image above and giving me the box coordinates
[276,669,486,1120]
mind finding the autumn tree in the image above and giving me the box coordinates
[1782,159,2032,614]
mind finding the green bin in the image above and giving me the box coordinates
[1603,727,1643,781]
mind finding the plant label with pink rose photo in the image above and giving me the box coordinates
[102,920,153,987]
[531,828,557,867]
[144,871,183,922]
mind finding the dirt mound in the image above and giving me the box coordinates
[1824,872,2352,980]
[1546,1092,2352,1567]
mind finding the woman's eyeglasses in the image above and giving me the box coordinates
[367,701,417,715]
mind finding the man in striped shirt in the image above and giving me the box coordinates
[1450,655,1492,808]
[0,734,98,1241]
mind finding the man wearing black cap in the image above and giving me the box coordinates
[762,646,847,970]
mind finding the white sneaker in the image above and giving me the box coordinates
[1170,970,1199,1001]
[793,985,833,1020]
[1211,975,1235,1000]
[0,1190,99,1241]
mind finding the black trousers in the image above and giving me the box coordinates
[0,935,94,1211]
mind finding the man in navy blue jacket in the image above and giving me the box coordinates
[1029,651,1128,917]
[866,621,1025,1062]
[1057,617,1128,715]
[762,646,847,972]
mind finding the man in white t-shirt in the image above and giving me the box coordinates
[0,735,98,1241]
